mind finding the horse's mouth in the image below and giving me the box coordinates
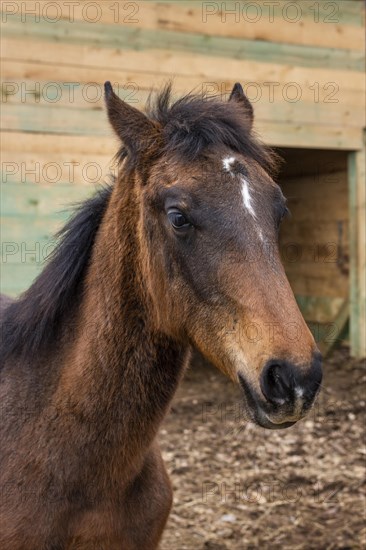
[252,410,297,430]
[238,373,298,430]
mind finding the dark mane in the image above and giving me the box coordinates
[145,83,280,174]
[1,185,112,363]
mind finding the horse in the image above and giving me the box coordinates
[0,82,322,549]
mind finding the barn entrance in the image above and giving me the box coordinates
[275,148,350,356]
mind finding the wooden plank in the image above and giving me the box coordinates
[0,184,97,298]
[151,0,366,28]
[1,184,96,297]
[5,1,363,50]
[0,263,43,297]
[1,12,364,71]
[1,79,151,110]
[1,131,117,155]
[0,183,95,216]
[3,57,365,112]
[126,1,366,50]
[2,38,364,95]
[275,0,362,26]
[2,77,363,129]
[92,0,366,28]
[1,213,66,239]
[1,151,117,186]
[348,141,366,357]
[2,105,363,150]
[4,1,363,28]
[1,104,108,136]
[1,103,113,136]
[0,215,65,284]
[0,58,200,102]
[279,158,351,307]
[256,121,364,150]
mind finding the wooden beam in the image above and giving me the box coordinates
[1,131,116,155]
[5,1,364,51]
[348,137,366,357]
[1,12,364,71]
[1,151,116,186]
[2,37,365,95]
[258,122,364,151]
[2,77,364,129]
[2,104,363,150]
[2,56,365,113]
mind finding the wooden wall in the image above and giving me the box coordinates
[279,149,349,300]
[1,1,365,354]
[277,149,350,351]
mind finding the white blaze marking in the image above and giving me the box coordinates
[241,177,256,219]
[222,156,236,174]
[222,155,265,244]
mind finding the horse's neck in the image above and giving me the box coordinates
[57,180,188,465]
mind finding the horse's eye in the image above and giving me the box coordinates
[167,209,191,230]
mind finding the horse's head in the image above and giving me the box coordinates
[105,82,322,429]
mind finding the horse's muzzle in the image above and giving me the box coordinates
[239,352,322,429]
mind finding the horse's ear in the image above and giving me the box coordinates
[229,82,254,129]
[104,81,159,157]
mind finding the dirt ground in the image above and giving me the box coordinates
[159,346,365,550]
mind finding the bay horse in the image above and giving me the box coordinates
[0,82,322,549]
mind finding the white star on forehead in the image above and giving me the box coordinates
[222,156,236,173]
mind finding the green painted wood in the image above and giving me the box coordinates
[0,184,96,297]
[0,263,43,296]
[280,0,363,25]
[2,99,362,138]
[1,240,55,267]
[347,146,366,358]
[161,1,365,27]
[2,103,111,136]
[0,183,91,294]
[2,13,364,71]
[2,78,363,130]
[1,80,151,110]
[1,215,65,245]
[1,183,95,216]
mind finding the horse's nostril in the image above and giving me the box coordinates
[260,362,293,405]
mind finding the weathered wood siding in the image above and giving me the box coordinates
[277,148,350,352]
[1,1,365,353]
[279,149,349,300]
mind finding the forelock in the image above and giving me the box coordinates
[146,83,280,175]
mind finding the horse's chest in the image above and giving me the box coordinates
[67,506,125,549]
